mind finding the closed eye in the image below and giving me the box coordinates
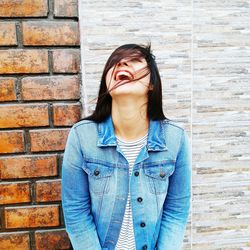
[131,58,143,62]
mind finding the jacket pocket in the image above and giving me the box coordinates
[144,162,174,194]
[83,162,114,195]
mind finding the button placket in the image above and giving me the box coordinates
[137,197,143,203]
[134,171,139,176]
[140,222,146,227]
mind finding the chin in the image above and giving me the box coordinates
[111,90,134,97]
[112,91,148,99]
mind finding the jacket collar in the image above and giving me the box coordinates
[97,115,168,151]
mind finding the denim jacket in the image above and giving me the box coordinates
[62,115,191,250]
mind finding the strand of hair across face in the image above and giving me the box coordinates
[87,65,151,106]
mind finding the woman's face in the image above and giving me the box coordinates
[105,55,152,98]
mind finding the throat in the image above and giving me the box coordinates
[114,123,149,142]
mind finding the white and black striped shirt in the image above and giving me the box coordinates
[115,133,148,250]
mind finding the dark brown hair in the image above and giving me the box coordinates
[80,43,169,123]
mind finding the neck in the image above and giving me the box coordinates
[111,96,149,141]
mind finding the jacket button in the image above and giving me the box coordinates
[137,197,143,202]
[134,171,139,176]
[160,172,166,178]
[142,245,147,250]
[140,222,146,227]
[94,170,100,176]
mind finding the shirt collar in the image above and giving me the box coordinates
[97,115,168,151]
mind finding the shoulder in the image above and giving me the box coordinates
[71,119,97,129]
[161,118,190,146]
[161,118,186,132]
[68,119,99,139]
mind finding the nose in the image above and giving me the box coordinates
[117,59,129,67]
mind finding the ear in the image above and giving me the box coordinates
[148,84,154,90]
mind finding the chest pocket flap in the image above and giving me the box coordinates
[143,161,175,194]
[144,164,174,180]
[83,162,114,194]
[84,162,114,178]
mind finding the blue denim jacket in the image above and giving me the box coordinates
[62,115,191,250]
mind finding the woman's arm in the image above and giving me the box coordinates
[156,129,191,250]
[61,126,102,250]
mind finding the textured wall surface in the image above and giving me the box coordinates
[78,0,250,249]
[0,0,79,249]
[192,1,250,249]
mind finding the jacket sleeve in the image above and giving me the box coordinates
[156,129,191,250]
[61,126,102,250]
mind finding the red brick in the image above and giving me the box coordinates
[36,179,61,202]
[5,205,60,228]
[35,229,71,250]
[0,232,30,250]
[23,21,80,46]
[0,104,49,128]
[0,22,17,46]
[52,49,80,73]
[0,155,57,179]
[54,0,78,17]
[0,0,48,17]
[0,50,48,74]
[53,103,81,126]
[21,76,80,100]
[30,129,70,152]
[0,131,24,154]
[0,78,16,102]
[0,182,30,205]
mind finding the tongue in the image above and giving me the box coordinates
[117,75,130,81]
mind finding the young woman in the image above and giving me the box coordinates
[62,44,191,250]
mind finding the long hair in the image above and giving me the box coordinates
[80,43,170,123]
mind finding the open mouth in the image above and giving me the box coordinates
[114,70,134,82]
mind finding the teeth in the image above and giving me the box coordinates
[115,71,133,81]
[117,71,130,77]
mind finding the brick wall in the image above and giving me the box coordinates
[0,0,81,249]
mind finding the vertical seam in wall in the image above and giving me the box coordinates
[48,50,53,76]
[16,21,22,48]
[78,0,89,118]
[191,0,193,248]
[48,0,54,20]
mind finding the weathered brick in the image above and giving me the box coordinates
[0,182,30,205]
[52,49,80,73]
[35,229,71,250]
[30,129,70,152]
[0,131,24,154]
[0,155,57,179]
[5,205,60,228]
[53,103,81,126]
[36,179,61,202]
[0,78,16,102]
[21,75,80,100]
[23,21,80,46]
[0,22,17,46]
[0,104,49,128]
[0,50,48,74]
[0,232,30,250]
[54,0,78,17]
[0,0,48,17]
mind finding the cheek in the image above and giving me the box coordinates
[140,73,151,86]
[105,73,111,88]
[105,69,114,87]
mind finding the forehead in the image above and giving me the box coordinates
[114,48,144,59]
[113,51,145,65]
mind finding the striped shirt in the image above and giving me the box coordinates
[115,132,148,250]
